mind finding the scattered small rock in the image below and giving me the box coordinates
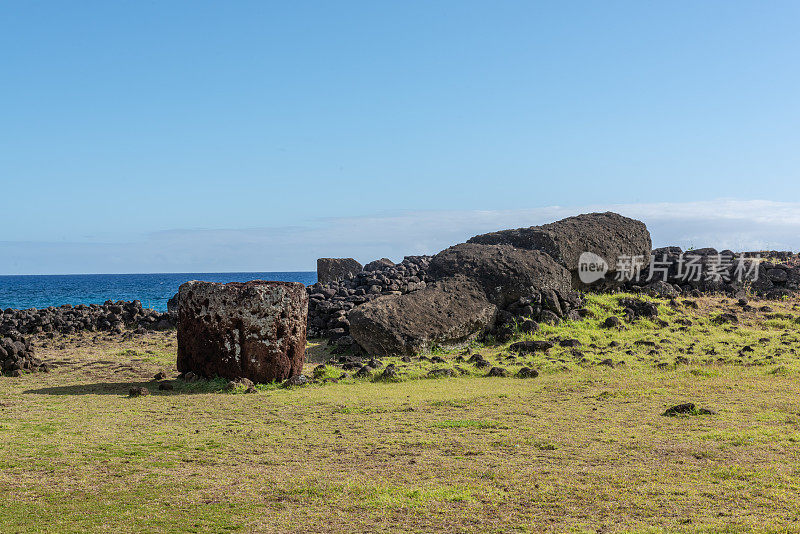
[354,365,373,378]
[380,364,400,380]
[713,313,739,324]
[283,375,309,388]
[516,367,539,378]
[486,366,509,377]
[509,340,553,353]
[662,403,716,417]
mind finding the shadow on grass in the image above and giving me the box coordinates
[23,378,229,396]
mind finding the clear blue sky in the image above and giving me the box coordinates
[2,1,799,273]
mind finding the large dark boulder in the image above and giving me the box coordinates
[316,258,363,284]
[429,243,572,307]
[363,258,395,272]
[177,280,308,383]
[467,212,651,278]
[348,276,497,356]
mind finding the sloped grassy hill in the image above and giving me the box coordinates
[1,293,800,533]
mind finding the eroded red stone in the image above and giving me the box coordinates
[177,280,308,383]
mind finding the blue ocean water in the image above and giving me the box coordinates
[0,272,317,312]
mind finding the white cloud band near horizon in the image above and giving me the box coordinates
[2,199,799,275]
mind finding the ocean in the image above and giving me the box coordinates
[0,272,317,312]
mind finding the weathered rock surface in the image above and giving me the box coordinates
[429,243,572,306]
[467,212,652,278]
[349,276,497,356]
[177,280,308,383]
[316,258,363,284]
[364,258,396,272]
[349,243,586,355]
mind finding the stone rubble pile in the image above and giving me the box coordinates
[0,300,175,337]
[306,255,432,342]
[0,333,46,376]
[629,248,800,299]
[316,258,363,284]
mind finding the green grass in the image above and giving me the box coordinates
[3,293,800,532]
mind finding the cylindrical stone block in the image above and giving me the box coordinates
[177,280,308,383]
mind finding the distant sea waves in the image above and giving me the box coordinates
[0,272,317,312]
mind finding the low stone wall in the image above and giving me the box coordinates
[0,300,175,337]
[0,333,45,376]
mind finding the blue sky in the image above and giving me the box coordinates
[2,1,799,273]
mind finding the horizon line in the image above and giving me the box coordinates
[0,270,318,277]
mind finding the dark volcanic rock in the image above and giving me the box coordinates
[305,255,431,341]
[509,340,554,353]
[129,386,150,397]
[662,403,716,416]
[646,281,679,298]
[0,300,175,337]
[349,276,498,356]
[283,374,309,388]
[487,366,509,377]
[364,258,395,272]
[177,280,308,383]
[317,258,363,284]
[1,333,43,376]
[167,293,179,317]
[517,367,539,378]
[429,243,572,307]
[713,312,739,325]
[619,298,659,320]
[467,212,651,280]
[380,364,400,380]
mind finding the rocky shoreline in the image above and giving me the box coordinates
[0,300,177,377]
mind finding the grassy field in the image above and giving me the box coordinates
[2,293,800,533]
